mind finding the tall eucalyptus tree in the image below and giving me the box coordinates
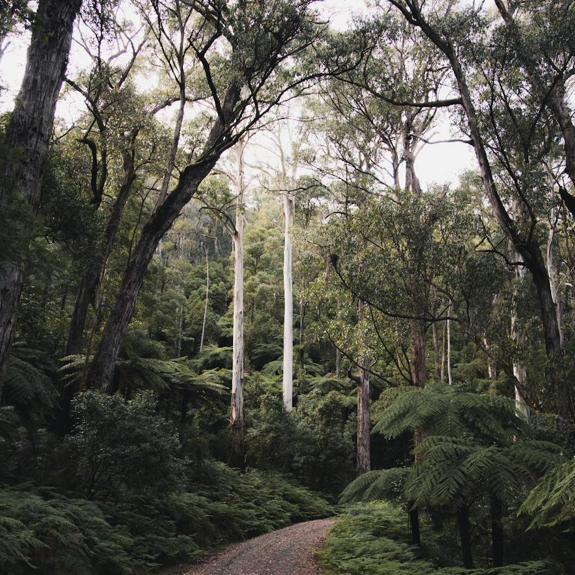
[0,0,82,400]
[86,0,330,391]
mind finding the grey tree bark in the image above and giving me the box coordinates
[0,0,82,399]
[86,84,241,390]
[230,137,247,468]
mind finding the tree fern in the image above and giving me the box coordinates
[520,459,575,529]
[340,468,411,504]
[4,353,58,412]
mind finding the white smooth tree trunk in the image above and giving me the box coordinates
[230,139,246,467]
[282,192,294,411]
[511,262,530,420]
[200,244,210,352]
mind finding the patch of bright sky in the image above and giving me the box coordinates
[0,0,476,188]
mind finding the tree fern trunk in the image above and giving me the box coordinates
[491,495,504,568]
[409,502,420,545]
[457,504,474,569]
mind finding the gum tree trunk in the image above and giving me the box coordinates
[85,84,240,391]
[356,300,371,475]
[393,1,566,414]
[230,138,247,468]
[282,192,294,411]
[357,355,371,474]
[66,146,137,356]
[0,0,82,399]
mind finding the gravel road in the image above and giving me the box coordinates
[175,519,335,575]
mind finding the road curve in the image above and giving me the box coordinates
[179,519,335,575]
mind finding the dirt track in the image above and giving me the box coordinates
[174,519,335,575]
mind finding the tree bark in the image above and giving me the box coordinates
[356,355,371,475]
[230,137,246,469]
[511,263,530,420]
[66,146,136,356]
[199,243,210,352]
[85,83,240,391]
[282,192,294,411]
[483,335,497,381]
[411,319,427,388]
[0,0,82,399]
[356,300,371,475]
[432,322,440,379]
[457,504,474,569]
[409,502,421,545]
[491,496,504,568]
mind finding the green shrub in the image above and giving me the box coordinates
[69,391,186,499]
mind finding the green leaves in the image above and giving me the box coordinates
[69,391,187,499]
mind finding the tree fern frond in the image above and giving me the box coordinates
[340,468,410,504]
[520,459,575,529]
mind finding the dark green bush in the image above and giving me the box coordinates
[69,391,187,499]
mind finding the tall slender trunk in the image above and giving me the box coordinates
[410,320,426,541]
[0,0,82,398]
[441,320,446,381]
[491,496,504,568]
[356,300,371,475]
[282,192,294,411]
[175,285,183,357]
[199,244,210,352]
[230,139,246,468]
[409,503,421,545]
[457,504,474,569]
[511,264,530,419]
[66,146,137,356]
[357,355,371,474]
[447,312,452,386]
[432,322,440,379]
[483,335,497,380]
[85,84,241,391]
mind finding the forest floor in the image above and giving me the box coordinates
[164,519,335,575]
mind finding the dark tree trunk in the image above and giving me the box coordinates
[0,0,82,399]
[66,147,137,356]
[356,355,371,475]
[86,83,240,391]
[491,496,504,568]
[409,502,421,545]
[58,148,137,436]
[457,504,474,569]
[86,165,211,389]
[446,29,566,416]
[411,320,427,388]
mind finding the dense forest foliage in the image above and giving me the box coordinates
[1,0,575,573]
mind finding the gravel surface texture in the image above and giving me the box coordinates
[172,519,335,575]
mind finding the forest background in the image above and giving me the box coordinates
[1,1,575,574]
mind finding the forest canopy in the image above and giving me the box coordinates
[1,0,575,574]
